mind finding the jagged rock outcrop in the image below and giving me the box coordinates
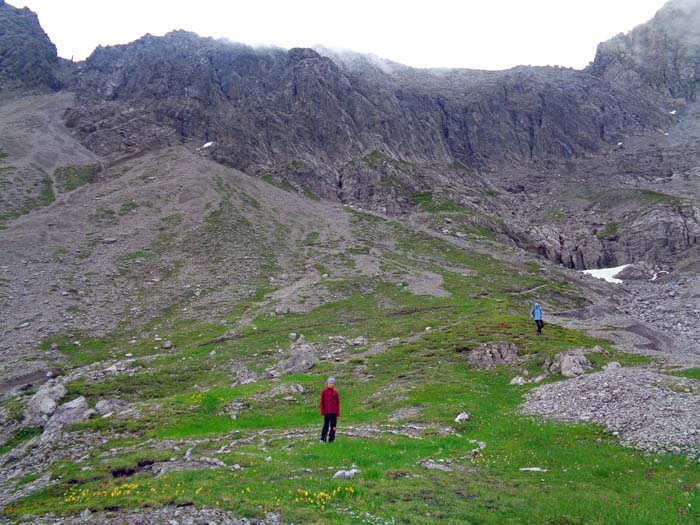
[589,0,700,103]
[549,351,594,378]
[0,0,60,90]
[62,31,671,176]
[468,342,519,369]
[23,381,66,426]
[38,396,92,443]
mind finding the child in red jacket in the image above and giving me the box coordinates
[320,377,340,443]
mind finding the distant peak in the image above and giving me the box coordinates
[288,48,321,62]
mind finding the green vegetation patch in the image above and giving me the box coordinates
[119,251,154,262]
[0,176,55,224]
[637,189,680,204]
[669,368,700,380]
[54,164,99,193]
[597,221,620,240]
[304,231,320,246]
[414,192,468,214]
[118,201,140,216]
[362,150,415,170]
[0,427,42,455]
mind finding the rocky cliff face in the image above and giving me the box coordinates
[64,30,671,172]
[0,0,59,90]
[589,0,700,103]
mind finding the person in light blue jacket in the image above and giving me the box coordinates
[530,302,544,335]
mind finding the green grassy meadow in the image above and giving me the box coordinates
[3,211,699,524]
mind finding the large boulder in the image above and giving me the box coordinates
[616,262,661,281]
[24,381,66,426]
[39,396,92,443]
[468,342,519,369]
[549,352,593,378]
[280,345,319,375]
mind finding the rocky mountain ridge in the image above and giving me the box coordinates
[589,0,700,103]
[0,0,59,91]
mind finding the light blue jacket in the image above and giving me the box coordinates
[530,303,543,321]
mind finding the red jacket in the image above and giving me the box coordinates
[320,387,340,416]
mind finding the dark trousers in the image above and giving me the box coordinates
[535,320,544,334]
[321,414,337,442]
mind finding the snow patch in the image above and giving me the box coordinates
[582,264,630,284]
[202,141,214,149]
[670,110,677,115]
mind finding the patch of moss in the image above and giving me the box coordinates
[304,231,320,246]
[414,192,469,214]
[0,427,42,455]
[288,159,304,171]
[638,190,680,204]
[119,251,153,261]
[54,164,99,193]
[362,150,415,170]
[302,186,320,201]
[91,207,117,226]
[0,176,55,224]
[118,201,140,216]
[597,221,620,240]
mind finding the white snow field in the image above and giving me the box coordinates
[582,264,630,284]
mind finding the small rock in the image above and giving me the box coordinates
[454,412,470,423]
[102,238,117,244]
[334,468,360,479]
[418,460,452,472]
[275,305,290,316]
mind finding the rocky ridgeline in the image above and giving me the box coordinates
[0,0,60,90]
[589,0,700,103]
[62,32,669,172]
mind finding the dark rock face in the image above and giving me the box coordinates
[0,0,59,90]
[63,31,671,173]
[589,0,700,103]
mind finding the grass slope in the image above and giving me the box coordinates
[2,211,698,524]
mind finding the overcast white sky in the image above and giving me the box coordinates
[17,0,667,70]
